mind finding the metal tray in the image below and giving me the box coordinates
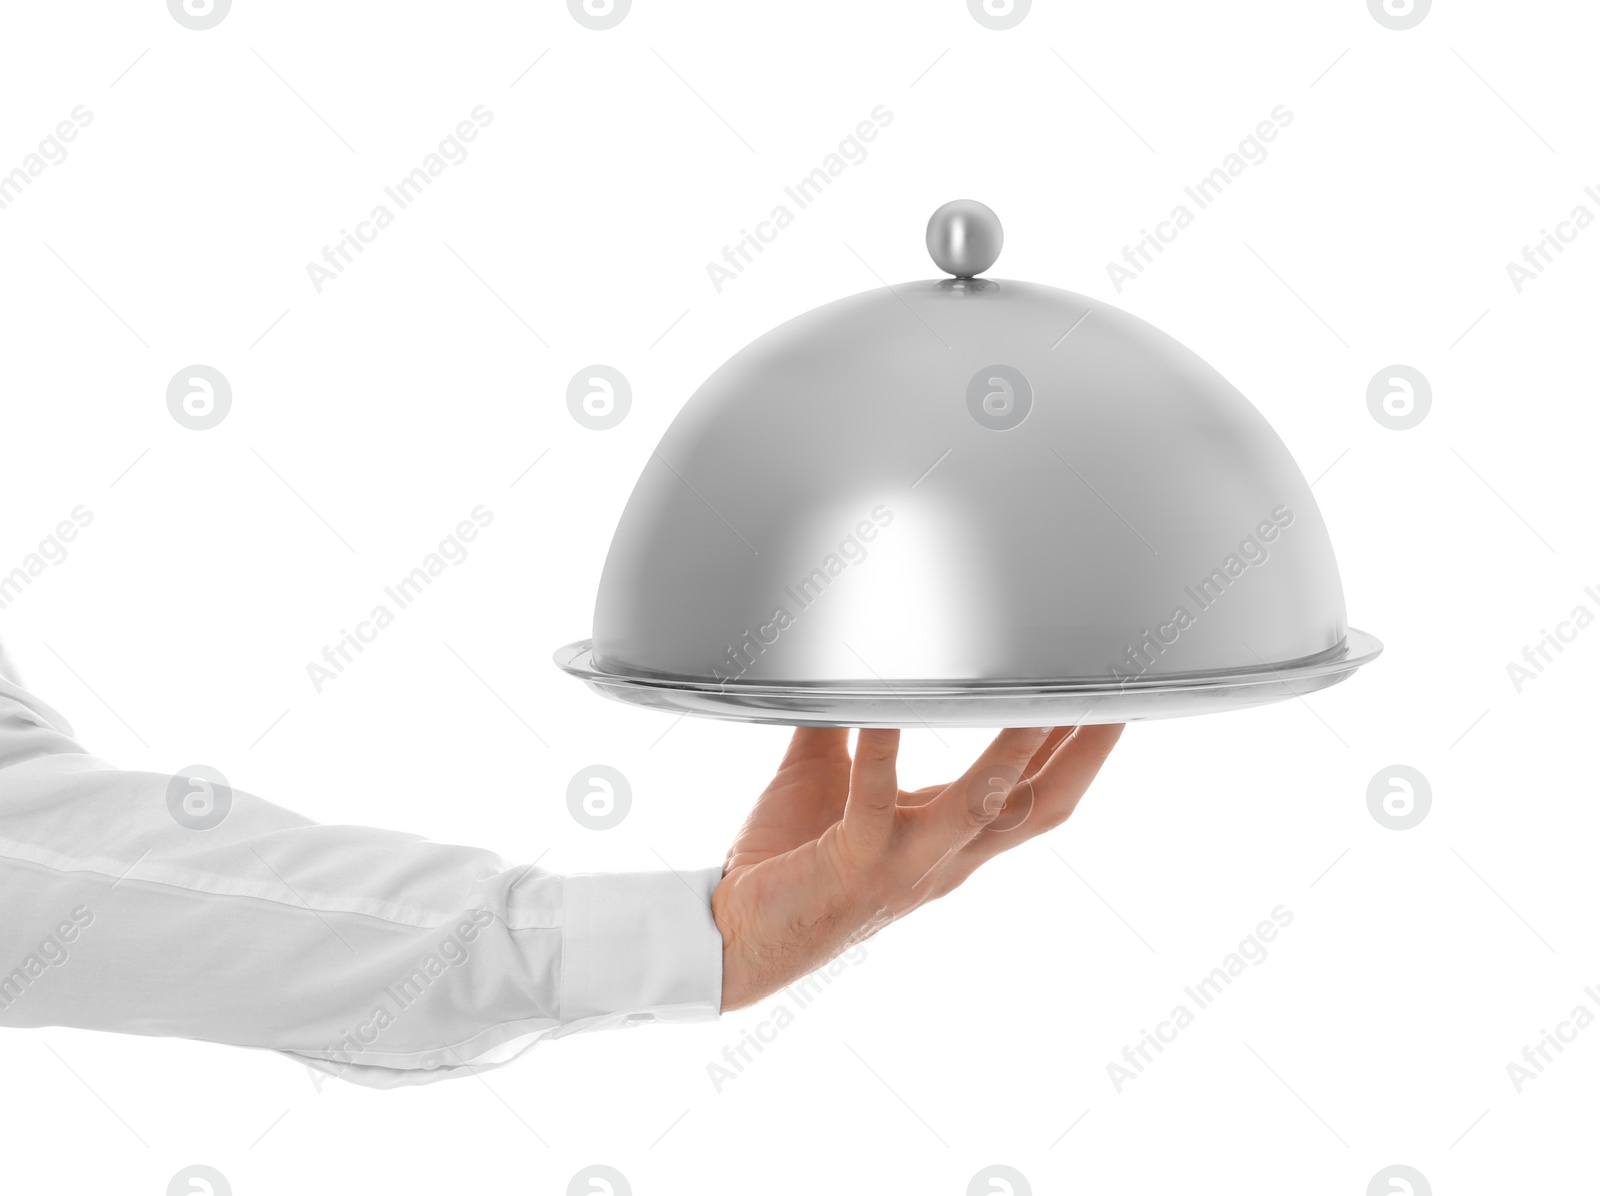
[553,629,1382,728]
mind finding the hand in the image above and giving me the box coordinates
[711,724,1123,1011]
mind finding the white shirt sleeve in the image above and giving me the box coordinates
[0,674,723,1088]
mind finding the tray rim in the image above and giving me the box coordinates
[552,628,1383,701]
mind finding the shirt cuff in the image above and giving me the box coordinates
[560,867,724,1029]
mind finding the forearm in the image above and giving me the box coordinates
[0,677,722,1087]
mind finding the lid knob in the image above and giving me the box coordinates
[925,199,1003,278]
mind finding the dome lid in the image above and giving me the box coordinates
[556,201,1379,727]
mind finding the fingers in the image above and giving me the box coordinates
[941,724,1125,884]
[913,727,1053,865]
[842,728,901,855]
[781,727,850,767]
[726,728,855,871]
[908,719,1120,895]
[1027,724,1122,830]
[897,726,1080,812]
[993,723,1123,840]
[1024,726,1077,779]
[895,784,943,809]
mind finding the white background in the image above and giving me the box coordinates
[1,1,1596,1192]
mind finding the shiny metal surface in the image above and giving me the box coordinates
[925,199,1004,278]
[558,203,1379,724]
[555,630,1382,728]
